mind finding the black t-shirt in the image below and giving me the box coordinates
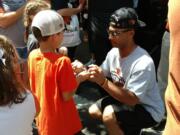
[51,0,68,10]
[88,0,133,35]
[88,0,133,14]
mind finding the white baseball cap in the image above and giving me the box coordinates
[31,10,65,36]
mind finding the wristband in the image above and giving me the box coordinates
[101,78,108,87]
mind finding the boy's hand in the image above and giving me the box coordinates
[72,60,86,74]
[76,70,90,83]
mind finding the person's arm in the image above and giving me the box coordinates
[57,0,85,16]
[88,65,139,106]
[32,93,40,117]
[0,5,25,28]
[100,78,139,106]
[168,0,180,97]
[60,58,89,101]
[62,70,90,101]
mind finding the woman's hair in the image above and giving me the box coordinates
[24,0,50,40]
[0,35,26,106]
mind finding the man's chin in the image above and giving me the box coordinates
[111,43,119,47]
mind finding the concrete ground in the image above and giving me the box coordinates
[74,44,165,135]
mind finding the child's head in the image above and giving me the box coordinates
[24,0,50,28]
[31,10,65,42]
[0,35,26,106]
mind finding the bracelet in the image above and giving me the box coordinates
[101,78,108,87]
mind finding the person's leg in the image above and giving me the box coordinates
[88,96,115,120]
[115,105,157,135]
[88,103,103,120]
[102,105,124,135]
[95,96,157,135]
[89,96,127,135]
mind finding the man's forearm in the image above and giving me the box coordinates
[101,78,139,106]
[57,7,81,16]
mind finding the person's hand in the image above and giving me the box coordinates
[78,0,86,11]
[72,60,86,75]
[88,64,106,85]
[79,0,86,6]
[59,47,68,56]
[76,70,90,83]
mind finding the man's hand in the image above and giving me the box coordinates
[88,64,106,85]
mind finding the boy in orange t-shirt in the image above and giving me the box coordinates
[28,10,89,135]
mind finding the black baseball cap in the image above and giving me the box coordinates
[110,7,146,29]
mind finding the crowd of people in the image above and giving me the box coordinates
[0,0,179,135]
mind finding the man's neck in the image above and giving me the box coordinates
[119,42,137,58]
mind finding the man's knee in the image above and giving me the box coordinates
[102,105,117,124]
[88,104,102,119]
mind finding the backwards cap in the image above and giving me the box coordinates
[110,7,146,29]
[32,10,64,36]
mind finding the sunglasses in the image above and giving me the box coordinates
[107,29,130,37]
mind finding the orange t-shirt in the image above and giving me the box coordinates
[28,49,82,135]
[163,0,180,135]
